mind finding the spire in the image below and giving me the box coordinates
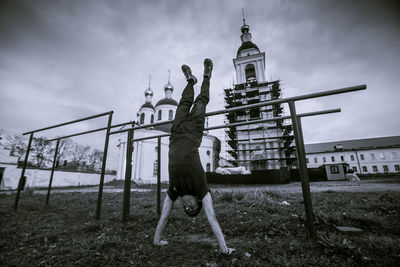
[240,9,251,42]
[164,69,174,99]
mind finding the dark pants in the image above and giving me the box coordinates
[170,78,210,148]
[167,78,210,200]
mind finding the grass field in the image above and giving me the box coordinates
[1,181,399,266]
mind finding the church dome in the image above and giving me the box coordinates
[237,41,260,56]
[145,87,153,97]
[164,81,173,91]
[140,102,155,110]
[155,98,178,107]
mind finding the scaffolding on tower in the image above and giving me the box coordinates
[224,79,295,171]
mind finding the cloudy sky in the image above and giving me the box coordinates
[1,0,399,168]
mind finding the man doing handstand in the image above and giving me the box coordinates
[153,59,234,255]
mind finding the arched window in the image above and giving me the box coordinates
[168,110,173,120]
[158,110,162,121]
[151,114,154,123]
[245,64,256,82]
[140,113,145,125]
[206,163,211,172]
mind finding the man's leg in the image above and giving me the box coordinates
[186,59,212,146]
[170,65,197,135]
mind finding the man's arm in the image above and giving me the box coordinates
[154,194,174,246]
[202,192,234,254]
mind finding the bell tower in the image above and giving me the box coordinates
[233,11,266,84]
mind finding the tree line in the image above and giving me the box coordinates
[3,134,105,172]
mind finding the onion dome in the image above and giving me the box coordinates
[144,87,153,98]
[141,76,155,110]
[156,70,178,107]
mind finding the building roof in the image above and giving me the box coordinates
[305,136,400,154]
[237,41,259,56]
[140,102,155,110]
[155,98,178,107]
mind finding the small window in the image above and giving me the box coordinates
[206,163,211,172]
[306,158,309,164]
[330,165,339,174]
[340,155,344,161]
[314,157,318,163]
[331,156,335,162]
[380,153,386,160]
[372,165,378,172]
[360,154,365,160]
[206,150,211,156]
[370,153,375,160]
[352,166,357,172]
[322,157,326,163]
[362,166,367,172]
[383,165,389,172]
[140,113,145,125]
[350,155,355,161]
[158,110,162,120]
[168,110,173,120]
[151,114,154,124]
[391,152,398,160]
[395,165,400,171]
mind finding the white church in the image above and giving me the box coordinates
[115,75,221,184]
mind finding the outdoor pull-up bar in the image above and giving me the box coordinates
[14,111,114,222]
[118,84,366,238]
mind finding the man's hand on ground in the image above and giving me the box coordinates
[220,248,235,255]
[154,240,169,246]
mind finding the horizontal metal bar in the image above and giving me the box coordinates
[110,84,365,135]
[23,111,113,135]
[131,108,341,142]
[206,84,365,117]
[109,120,173,135]
[48,120,136,141]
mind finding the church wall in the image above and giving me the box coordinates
[155,104,176,122]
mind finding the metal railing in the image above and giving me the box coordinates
[15,83,367,238]
[115,84,366,237]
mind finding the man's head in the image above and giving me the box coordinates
[181,195,202,217]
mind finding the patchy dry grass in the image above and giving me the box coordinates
[1,186,399,266]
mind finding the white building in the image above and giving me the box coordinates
[116,75,221,184]
[305,136,400,175]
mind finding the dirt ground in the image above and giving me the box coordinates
[1,177,399,266]
[2,177,399,195]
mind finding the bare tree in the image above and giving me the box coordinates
[4,134,27,159]
[55,138,72,167]
[31,137,53,168]
[87,149,104,172]
[70,143,91,169]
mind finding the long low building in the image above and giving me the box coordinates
[305,136,400,175]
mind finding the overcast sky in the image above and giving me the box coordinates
[1,0,399,168]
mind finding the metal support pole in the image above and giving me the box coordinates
[95,112,113,220]
[288,101,316,238]
[122,128,134,223]
[157,137,161,215]
[46,139,60,206]
[14,133,34,210]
